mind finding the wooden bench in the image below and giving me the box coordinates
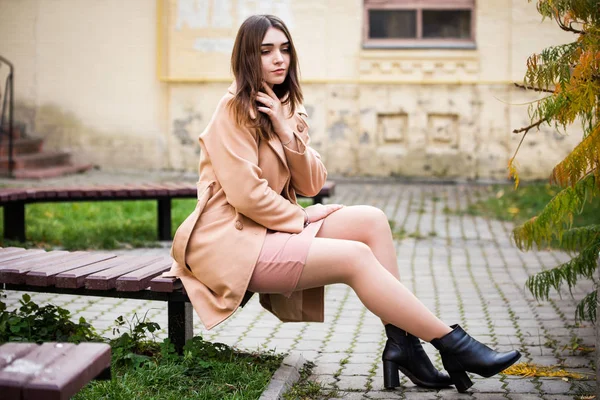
[0,181,336,243]
[0,342,111,400]
[0,246,229,354]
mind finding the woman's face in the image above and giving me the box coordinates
[260,27,290,87]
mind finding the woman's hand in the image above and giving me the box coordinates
[305,204,344,223]
[256,82,290,137]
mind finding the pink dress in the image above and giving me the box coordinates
[247,219,324,297]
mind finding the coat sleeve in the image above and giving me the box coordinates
[282,106,328,197]
[201,100,305,233]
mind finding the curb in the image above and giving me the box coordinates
[259,352,306,400]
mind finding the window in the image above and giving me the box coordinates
[364,0,476,49]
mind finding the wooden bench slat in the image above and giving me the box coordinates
[321,180,335,195]
[149,275,182,293]
[55,257,126,289]
[0,248,30,257]
[0,343,38,370]
[0,249,46,264]
[25,253,117,287]
[115,258,172,292]
[25,188,55,200]
[0,251,68,270]
[53,187,73,200]
[135,183,159,196]
[0,342,76,399]
[8,191,28,201]
[23,343,111,400]
[160,182,194,196]
[138,183,169,196]
[104,185,128,197]
[85,256,165,290]
[78,185,113,197]
[0,251,74,285]
[121,184,144,197]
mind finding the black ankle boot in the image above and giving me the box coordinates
[382,324,452,389]
[430,324,521,393]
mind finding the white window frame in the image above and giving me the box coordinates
[363,0,477,49]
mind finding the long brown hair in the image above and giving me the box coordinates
[229,15,303,141]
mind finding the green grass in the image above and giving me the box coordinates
[75,349,283,400]
[0,199,313,250]
[1,293,283,400]
[466,182,600,227]
[282,361,338,400]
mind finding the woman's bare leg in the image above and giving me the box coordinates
[296,236,451,341]
[316,205,400,280]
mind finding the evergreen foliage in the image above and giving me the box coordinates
[510,0,600,321]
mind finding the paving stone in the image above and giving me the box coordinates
[542,396,582,400]
[337,375,369,390]
[329,392,367,400]
[433,392,475,399]
[503,379,538,393]
[341,363,372,376]
[401,392,439,399]
[366,390,404,399]
[313,362,344,375]
[473,394,512,400]
[470,378,506,393]
[266,338,296,350]
[537,378,575,394]
[318,352,350,363]
[529,355,561,366]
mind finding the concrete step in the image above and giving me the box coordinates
[11,163,93,179]
[0,151,71,170]
[0,137,43,157]
[0,122,27,139]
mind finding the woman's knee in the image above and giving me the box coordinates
[338,240,379,284]
[354,205,391,236]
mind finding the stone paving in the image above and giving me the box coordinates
[2,175,596,399]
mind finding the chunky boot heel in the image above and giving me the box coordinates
[381,325,452,389]
[449,370,473,393]
[383,360,400,389]
[432,324,521,392]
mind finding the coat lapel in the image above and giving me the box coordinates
[267,137,287,170]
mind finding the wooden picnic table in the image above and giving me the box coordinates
[0,341,111,400]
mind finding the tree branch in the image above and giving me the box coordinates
[513,118,548,134]
[514,82,555,93]
[554,13,585,35]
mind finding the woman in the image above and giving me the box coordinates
[166,15,520,393]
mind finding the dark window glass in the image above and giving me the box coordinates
[368,9,416,39]
[422,10,471,39]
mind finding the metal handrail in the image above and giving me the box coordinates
[0,55,14,177]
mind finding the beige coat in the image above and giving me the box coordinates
[166,83,328,330]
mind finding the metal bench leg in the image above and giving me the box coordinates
[96,366,112,381]
[157,198,172,241]
[4,202,25,242]
[168,300,193,354]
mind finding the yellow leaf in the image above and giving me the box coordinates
[508,207,520,214]
[502,362,587,380]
